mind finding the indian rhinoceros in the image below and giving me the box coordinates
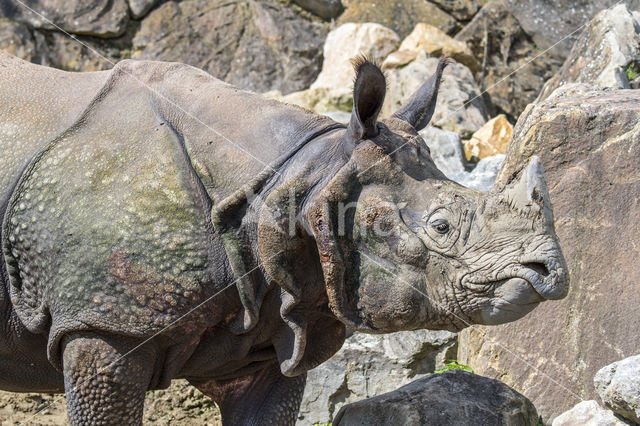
[0,51,568,425]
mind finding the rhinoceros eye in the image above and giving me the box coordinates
[431,219,450,234]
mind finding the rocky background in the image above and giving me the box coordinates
[1,0,640,425]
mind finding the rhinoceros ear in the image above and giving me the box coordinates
[393,57,450,131]
[346,56,386,141]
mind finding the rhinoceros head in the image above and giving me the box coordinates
[304,58,569,333]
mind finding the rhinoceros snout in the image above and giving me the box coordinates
[519,253,569,300]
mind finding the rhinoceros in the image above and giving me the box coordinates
[0,51,568,425]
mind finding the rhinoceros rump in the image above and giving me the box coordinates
[0,51,568,424]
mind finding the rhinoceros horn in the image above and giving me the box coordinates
[495,156,555,227]
[393,57,450,131]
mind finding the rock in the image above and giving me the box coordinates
[382,52,487,138]
[333,370,539,426]
[421,126,504,193]
[455,0,562,120]
[552,401,629,426]
[539,5,640,101]
[338,0,458,38]
[464,114,512,161]
[594,355,640,424]
[311,23,399,91]
[0,18,38,62]
[292,0,344,19]
[457,154,505,193]
[321,110,351,125]
[128,0,163,19]
[396,23,480,74]
[503,0,640,58]
[297,330,457,425]
[429,0,482,21]
[0,17,121,71]
[0,0,130,38]
[381,50,419,69]
[420,126,467,179]
[458,84,640,421]
[132,0,326,94]
[631,76,640,89]
[283,23,400,112]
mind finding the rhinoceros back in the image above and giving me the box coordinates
[0,53,109,314]
[0,53,110,210]
[2,59,229,366]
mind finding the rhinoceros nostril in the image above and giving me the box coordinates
[523,262,550,278]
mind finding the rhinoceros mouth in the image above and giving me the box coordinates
[467,277,545,325]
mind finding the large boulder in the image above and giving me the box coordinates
[458,84,640,421]
[503,0,640,58]
[333,370,539,426]
[392,23,480,74]
[382,52,487,138]
[337,0,458,38]
[0,0,129,38]
[455,0,562,120]
[594,355,640,424]
[132,0,327,94]
[297,330,457,425]
[552,401,630,426]
[539,4,640,100]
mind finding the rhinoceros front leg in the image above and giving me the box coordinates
[191,362,307,426]
[61,332,155,425]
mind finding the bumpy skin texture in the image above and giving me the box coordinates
[0,52,569,424]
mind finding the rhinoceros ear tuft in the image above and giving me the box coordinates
[347,55,386,141]
[393,57,450,131]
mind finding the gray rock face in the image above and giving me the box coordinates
[334,370,539,426]
[429,0,482,21]
[595,355,640,424]
[420,126,466,179]
[455,0,562,120]
[539,4,640,100]
[292,0,344,19]
[0,0,130,38]
[552,400,630,426]
[458,84,640,421]
[0,18,38,62]
[297,330,457,425]
[132,0,326,94]
[127,0,163,19]
[503,0,640,58]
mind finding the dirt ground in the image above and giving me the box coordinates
[0,380,222,425]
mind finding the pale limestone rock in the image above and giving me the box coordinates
[594,355,640,424]
[552,401,628,426]
[398,23,480,74]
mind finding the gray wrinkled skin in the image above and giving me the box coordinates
[0,51,569,425]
